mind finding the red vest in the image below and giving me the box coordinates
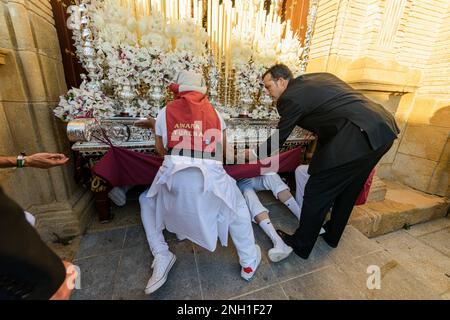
[166,91,222,153]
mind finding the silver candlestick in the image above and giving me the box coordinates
[300,0,320,73]
[207,54,219,107]
[149,82,165,109]
[117,83,136,115]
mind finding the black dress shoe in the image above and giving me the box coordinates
[319,222,338,248]
[321,233,338,248]
[276,230,310,259]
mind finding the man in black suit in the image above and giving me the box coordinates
[257,64,399,259]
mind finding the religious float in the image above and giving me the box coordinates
[54,0,320,221]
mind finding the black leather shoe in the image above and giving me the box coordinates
[321,233,338,248]
[276,230,310,259]
[319,222,338,248]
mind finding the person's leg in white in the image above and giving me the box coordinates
[24,211,36,227]
[241,188,292,263]
[228,195,262,281]
[294,166,326,235]
[257,213,293,263]
[108,185,132,206]
[295,165,310,211]
[278,190,301,219]
[261,174,301,220]
[139,190,176,294]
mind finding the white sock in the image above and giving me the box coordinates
[283,197,301,220]
[259,218,283,247]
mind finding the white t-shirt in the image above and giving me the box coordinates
[155,106,227,149]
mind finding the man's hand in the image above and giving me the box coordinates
[25,153,69,169]
[134,117,156,130]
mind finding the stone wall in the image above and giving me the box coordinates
[0,0,94,239]
[307,0,450,197]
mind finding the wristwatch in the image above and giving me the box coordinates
[16,152,27,168]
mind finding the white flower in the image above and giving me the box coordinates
[53,80,116,121]
[126,17,137,31]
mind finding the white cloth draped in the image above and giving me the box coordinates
[144,155,253,253]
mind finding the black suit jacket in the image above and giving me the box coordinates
[260,73,400,174]
[0,187,65,299]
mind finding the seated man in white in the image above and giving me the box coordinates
[137,70,261,295]
[237,173,300,262]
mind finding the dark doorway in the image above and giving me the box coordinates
[50,0,85,90]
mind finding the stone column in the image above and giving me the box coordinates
[0,0,94,240]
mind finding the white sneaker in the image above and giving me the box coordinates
[108,187,127,206]
[241,244,261,281]
[144,252,176,294]
[176,233,187,241]
[268,242,293,262]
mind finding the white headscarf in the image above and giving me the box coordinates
[175,70,207,95]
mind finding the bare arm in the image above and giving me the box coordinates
[0,156,17,168]
[258,98,301,158]
[0,153,69,169]
[134,117,156,131]
[50,261,77,300]
[155,135,167,156]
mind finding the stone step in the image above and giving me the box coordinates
[350,180,450,238]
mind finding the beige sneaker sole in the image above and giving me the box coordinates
[268,246,293,262]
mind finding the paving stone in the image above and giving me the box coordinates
[195,240,277,300]
[87,200,141,234]
[47,236,81,262]
[75,228,126,259]
[112,241,201,300]
[280,265,367,300]
[374,229,420,249]
[123,225,177,249]
[232,284,288,300]
[122,225,148,249]
[71,251,121,300]
[419,228,450,257]
[374,229,450,295]
[321,225,383,267]
[405,218,450,237]
[339,250,442,299]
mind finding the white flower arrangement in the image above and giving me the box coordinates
[53,78,116,122]
[234,62,263,100]
[57,0,299,122]
[55,0,210,122]
[106,45,141,87]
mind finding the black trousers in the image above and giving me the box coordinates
[291,141,394,258]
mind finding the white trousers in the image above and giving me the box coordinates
[237,174,289,220]
[24,211,35,227]
[295,165,310,211]
[139,168,258,267]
